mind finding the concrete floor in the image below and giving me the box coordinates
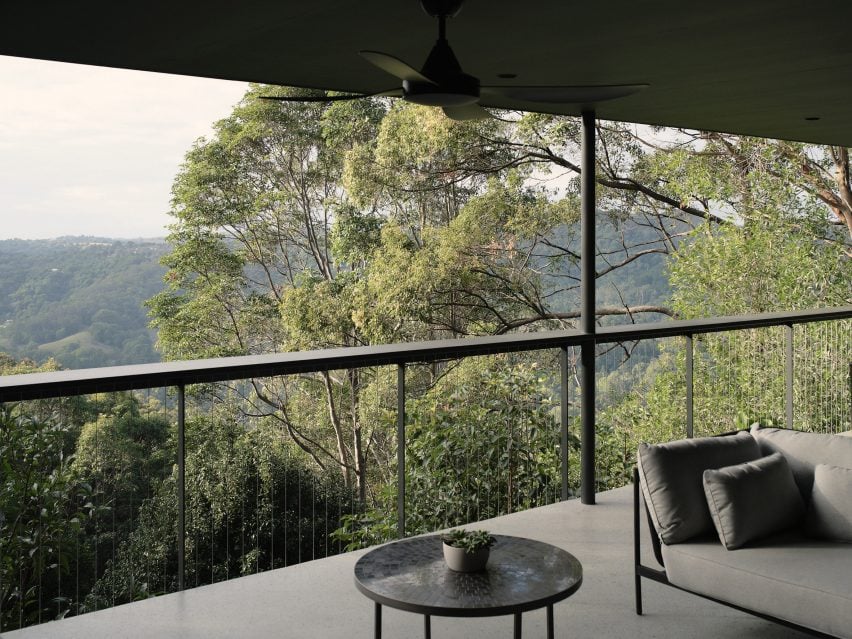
[4,486,810,639]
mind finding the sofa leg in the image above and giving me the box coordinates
[635,571,643,615]
[633,466,643,615]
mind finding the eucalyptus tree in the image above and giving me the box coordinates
[150,83,850,510]
[359,114,851,331]
[592,132,851,457]
[149,86,394,502]
[346,110,682,339]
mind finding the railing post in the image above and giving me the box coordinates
[785,324,794,429]
[580,109,597,505]
[580,342,595,504]
[686,334,693,438]
[397,364,406,538]
[177,383,185,591]
[560,346,570,500]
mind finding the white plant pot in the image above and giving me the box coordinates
[442,543,490,572]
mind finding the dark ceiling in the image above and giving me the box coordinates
[2,0,851,146]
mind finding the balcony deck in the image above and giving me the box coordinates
[6,486,809,639]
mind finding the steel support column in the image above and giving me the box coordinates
[580,110,596,505]
[177,383,185,591]
[397,364,406,538]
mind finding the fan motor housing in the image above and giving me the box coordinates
[403,75,479,106]
[421,0,464,18]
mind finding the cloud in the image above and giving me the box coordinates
[0,56,248,239]
[60,185,110,203]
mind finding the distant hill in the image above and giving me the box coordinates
[534,215,679,323]
[0,237,168,369]
[0,222,676,372]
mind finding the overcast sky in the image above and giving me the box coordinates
[0,56,248,240]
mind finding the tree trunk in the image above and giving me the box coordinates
[322,372,352,490]
[348,368,367,505]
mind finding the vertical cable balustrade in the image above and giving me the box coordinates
[691,326,786,436]
[595,337,682,489]
[400,352,564,537]
[1,307,850,632]
[793,318,852,432]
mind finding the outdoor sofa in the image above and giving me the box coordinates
[634,426,852,639]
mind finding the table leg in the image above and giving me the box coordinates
[424,614,431,639]
[374,602,382,639]
[546,605,554,639]
[514,612,522,639]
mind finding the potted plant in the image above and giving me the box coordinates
[441,529,496,572]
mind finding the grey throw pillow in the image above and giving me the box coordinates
[750,426,852,498]
[806,464,852,543]
[637,432,760,544]
[703,452,805,550]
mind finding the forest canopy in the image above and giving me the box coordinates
[1,85,849,631]
[149,84,850,501]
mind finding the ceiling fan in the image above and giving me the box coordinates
[262,0,647,121]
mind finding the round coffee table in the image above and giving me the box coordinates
[354,534,582,638]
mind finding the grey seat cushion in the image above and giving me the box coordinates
[637,432,760,544]
[703,452,804,549]
[662,531,852,639]
[750,426,852,498]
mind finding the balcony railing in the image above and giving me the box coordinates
[0,306,850,631]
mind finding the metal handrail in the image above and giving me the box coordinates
[1,306,850,402]
[2,305,849,598]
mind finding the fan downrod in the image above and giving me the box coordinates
[420,0,464,18]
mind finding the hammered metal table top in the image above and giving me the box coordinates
[354,535,583,618]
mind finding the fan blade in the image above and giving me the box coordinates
[442,103,492,121]
[360,50,436,84]
[261,89,402,103]
[482,84,649,104]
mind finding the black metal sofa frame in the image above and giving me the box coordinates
[632,466,837,639]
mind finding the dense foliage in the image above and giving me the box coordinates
[1,86,849,632]
[84,400,353,609]
[334,358,572,549]
[147,91,849,559]
[0,386,353,629]
[0,357,93,628]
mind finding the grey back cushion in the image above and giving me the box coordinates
[703,452,805,549]
[807,464,852,543]
[637,432,760,544]
[751,426,852,498]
